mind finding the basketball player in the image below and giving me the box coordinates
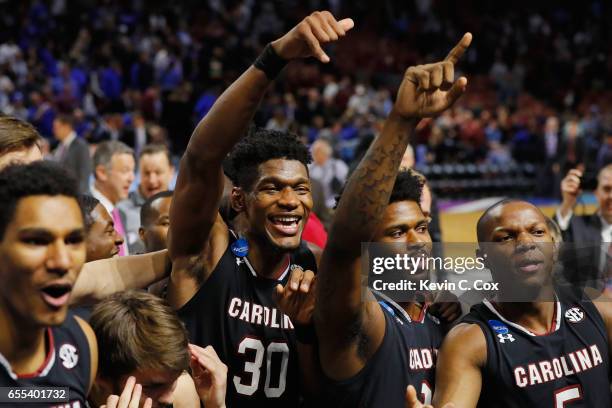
[89,290,227,408]
[166,11,353,407]
[432,199,612,408]
[80,195,125,262]
[0,161,98,407]
[314,34,471,408]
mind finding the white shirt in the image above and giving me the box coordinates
[91,185,115,215]
[555,208,612,244]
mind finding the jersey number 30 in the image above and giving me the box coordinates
[234,338,289,397]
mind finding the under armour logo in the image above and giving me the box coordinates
[565,307,584,323]
[236,258,244,266]
[59,343,79,369]
[497,333,515,344]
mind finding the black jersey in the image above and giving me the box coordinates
[463,297,611,408]
[322,293,445,408]
[177,232,317,408]
[0,312,91,408]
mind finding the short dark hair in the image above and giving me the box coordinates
[139,143,172,164]
[0,116,41,155]
[335,169,423,209]
[223,127,311,191]
[79,194,100,231]
[90,290,190,380]
[0,162,80,239]
[140,190,173,227]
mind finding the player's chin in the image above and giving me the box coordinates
[37,307,69,327]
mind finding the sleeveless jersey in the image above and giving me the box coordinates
[177,232,317,408]
[462,296,611,408]
[322,293,445,408]
[0,312,91,408]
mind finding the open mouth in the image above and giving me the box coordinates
[268,214,302,236]
[40,283,72,308]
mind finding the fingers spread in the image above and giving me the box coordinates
[444,32,472,65]
[143,398,153,408]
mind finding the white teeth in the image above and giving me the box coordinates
[273,216,299,223]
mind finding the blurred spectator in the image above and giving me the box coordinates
[79,195,124,262]
[139,190,173,254]
[118,144,174,254]
[91,141,135,256]
[309,138,349,210]
[51,113,92,193]
[0,116,43,169]
[120,112,150,157]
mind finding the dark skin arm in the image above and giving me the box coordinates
[314,33,472,381]
[166,12,354,308]
[431,323,486,408]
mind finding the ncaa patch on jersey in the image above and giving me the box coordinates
[487,319,509,335]
[59,343,79,369]
[565,307,584,323]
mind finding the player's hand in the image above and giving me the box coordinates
[394,33,472,120]
[273,266,316,326]
[429,290,462,323]
[100,376,152,408]
[405,385,455,408]
[189,344,228,408]
[560,168,582,209]
[271,11,354,63]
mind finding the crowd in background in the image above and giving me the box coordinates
[0,0,611,200]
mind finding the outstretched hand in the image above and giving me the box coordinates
[405,385,455,408]
[272,11,355,63]
[395,33,472,119]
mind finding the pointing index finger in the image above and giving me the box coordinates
[444,32,472,65]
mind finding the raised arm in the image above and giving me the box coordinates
[315,34,472,380]
[71,250,170,305]
[432,323,485,408]
[168,11,355,260]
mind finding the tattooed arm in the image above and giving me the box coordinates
[314,34,472,381]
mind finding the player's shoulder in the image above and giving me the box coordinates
[440,322,487,367]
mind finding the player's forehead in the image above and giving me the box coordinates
[255,159,309,184]
[486,202,546,234]
[382,200,427,228]
[11,195,83,231]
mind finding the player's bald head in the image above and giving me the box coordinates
[476,199,545,242]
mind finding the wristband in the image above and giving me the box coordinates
[294,323,317,344]
[253,43,288,80]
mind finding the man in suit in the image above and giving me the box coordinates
[52,113,92,193]
[91,141,135,256]
[555,165,612,291]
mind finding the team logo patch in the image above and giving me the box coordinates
[565,307,584,323]
[59,343,78,369]
[231,237,249,258]
[488,319,515,343]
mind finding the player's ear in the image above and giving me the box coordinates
[230,186,246,213]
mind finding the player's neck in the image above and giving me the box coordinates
[493,299,557,335]
[0,307,48,374]
[403,302,426,322]
[247,236,291,279]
